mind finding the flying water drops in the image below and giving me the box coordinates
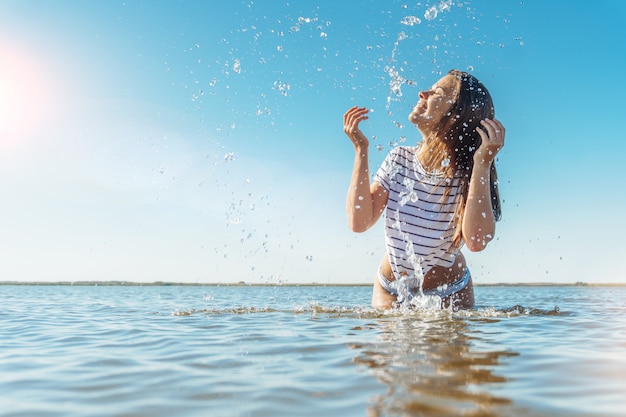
[424,6,438,21]
[424,0,453,21]
[273,80,291,96]
[232,59,241,74]
[398,177,419,206]
[400,15,421,26]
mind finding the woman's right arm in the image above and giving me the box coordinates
[343,106,388,233]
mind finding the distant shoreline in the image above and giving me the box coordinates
[0,281,624,287]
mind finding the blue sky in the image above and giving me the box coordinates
[1,1,625,284]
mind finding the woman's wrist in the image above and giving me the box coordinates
[354,144,369,157]
[473,151,495,167]
[471,160,491,182]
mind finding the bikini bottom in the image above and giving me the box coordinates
[378,267,471,299]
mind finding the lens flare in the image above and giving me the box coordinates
[0,39,52,144]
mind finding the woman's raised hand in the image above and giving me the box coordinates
[343,106,370,150]
[475,118,505,166]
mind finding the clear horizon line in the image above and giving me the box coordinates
[1,280,625,287]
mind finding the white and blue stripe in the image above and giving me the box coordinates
[374,145,462,278]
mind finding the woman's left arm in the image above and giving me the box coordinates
[462,118,505,252]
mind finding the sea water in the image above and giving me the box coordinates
[1,284,625,417]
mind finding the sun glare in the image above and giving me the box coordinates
[0,40,52,144]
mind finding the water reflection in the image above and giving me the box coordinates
[350,313,518,417]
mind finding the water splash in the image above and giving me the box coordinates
[398,177,418,206]
[273,80,291,96]
[387,214,436,310]
[424,0,453,21]
[424,6,438,21]
[171,302,564,319]
[290,16,318,33]
[232,58,241,74]
[400,16,421,26]
[384,0,460,117]
[385,31,417,116]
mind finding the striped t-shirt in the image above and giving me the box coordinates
[374,146,462,279]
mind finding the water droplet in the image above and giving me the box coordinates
[273,80,290,96]
[424,0,453,21]
[400,16,421,26]
[424,6,438,21]
[233,58,241,74]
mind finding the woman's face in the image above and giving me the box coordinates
[409,74,459,134]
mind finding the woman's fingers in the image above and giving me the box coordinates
[475,118,504,164]
[344,107,368,125]
[478,118,505,147]
[343,106,369,135]
[343,106,370,149]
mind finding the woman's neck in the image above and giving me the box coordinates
[416,134,437,170]
[417,134,452,175]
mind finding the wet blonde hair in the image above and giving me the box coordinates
[419,69,501,247]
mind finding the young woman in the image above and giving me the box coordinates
[343,69,505,310]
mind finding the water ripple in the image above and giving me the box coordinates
[1,285,625,416]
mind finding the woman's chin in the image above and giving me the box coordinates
[409,113,430,129]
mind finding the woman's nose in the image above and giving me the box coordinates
[418,90,428,100]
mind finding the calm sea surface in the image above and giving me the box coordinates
[1,284,625,417]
